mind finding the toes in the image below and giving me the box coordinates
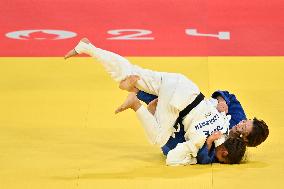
[81,38,90,44]
[64,49,78,59]
[115,106,125,114]
[134,75,140,80]
[130,75,140,82]
[115,108,121,114]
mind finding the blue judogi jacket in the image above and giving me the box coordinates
[136,90,246,164]
[197,144,218,164]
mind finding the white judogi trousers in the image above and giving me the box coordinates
[74,41,230,165]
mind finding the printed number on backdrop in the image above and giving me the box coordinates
[185,29,230,40]
[107,29,154,40]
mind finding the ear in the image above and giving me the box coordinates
[222,149,229,158]
[242,134,249,143]
[243,137,249,143]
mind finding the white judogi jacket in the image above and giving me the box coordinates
[74,41,231,166]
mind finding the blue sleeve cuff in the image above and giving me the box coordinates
[137,91,158,104]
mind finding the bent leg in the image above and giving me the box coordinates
[115,92,170,147]
[136,105,172,147]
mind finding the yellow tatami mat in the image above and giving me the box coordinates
[0,57,283,189]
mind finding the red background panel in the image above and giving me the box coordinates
[0,0,283,56]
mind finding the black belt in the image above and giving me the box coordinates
[173,93,205,130]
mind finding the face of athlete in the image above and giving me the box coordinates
[230,120,253,138]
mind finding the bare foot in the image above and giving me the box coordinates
[147,98,158,115]
[115,93,141,114]
[119,75,140,92]
[64,49,78,59]
[64,38,91,59]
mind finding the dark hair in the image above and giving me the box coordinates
[223,137,246,164]
[246,118,269,147]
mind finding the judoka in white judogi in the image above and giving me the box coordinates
[66,40,231,166]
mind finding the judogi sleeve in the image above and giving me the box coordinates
[166,132,206,166]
